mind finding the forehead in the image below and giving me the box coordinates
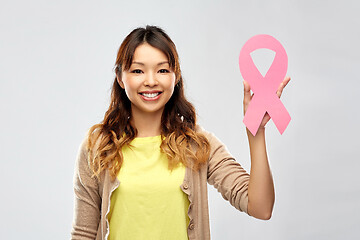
[132,43,168,63]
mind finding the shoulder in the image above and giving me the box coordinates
[74,131,101,176]
[74,134,103,186]
[74,135,91,173]
[195,125,220,142]
[194,124,211,137]
[195,125,233,157]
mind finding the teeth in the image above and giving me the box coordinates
[142,92,160,98]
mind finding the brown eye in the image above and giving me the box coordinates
[131,69,143,74]
[159,69,169,73]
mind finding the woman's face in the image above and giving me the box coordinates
[118,43,176,118]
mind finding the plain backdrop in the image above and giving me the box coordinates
[1,0,359,239]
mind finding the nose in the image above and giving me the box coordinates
[144,72,158,87]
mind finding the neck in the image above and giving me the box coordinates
[130,108,163,138]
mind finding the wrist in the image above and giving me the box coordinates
[247,126,265,136]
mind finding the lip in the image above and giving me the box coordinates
[138,91,163,101]
[139,90,162,94]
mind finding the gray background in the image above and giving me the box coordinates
[1,0,359,239]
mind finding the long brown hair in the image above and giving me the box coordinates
[87,25,210,180]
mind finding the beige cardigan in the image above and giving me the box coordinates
[71,127,250,240]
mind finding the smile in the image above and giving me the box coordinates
[139,92,163,101]
[140,92,161,98]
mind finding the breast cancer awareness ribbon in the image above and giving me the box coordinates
[239,34,291,136]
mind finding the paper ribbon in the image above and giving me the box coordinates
[239,34,291,135]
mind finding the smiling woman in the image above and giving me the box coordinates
[71,25,287,240]
[118,43,177,123]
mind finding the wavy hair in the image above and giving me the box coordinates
[87,25,210,180]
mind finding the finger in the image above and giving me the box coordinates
[276,76,291,97]
[243,81,252,102]
[262,112,271,125]
[282,76,291,88]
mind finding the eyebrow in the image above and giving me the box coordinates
[132,61,169,66]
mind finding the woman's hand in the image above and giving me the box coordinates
[244,76,291,219]
[243,76,291,129]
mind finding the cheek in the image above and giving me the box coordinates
[167,74,176,88]
[122,76,137,91]
[120,79,136,100]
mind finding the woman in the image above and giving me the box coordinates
[71,25,290,240]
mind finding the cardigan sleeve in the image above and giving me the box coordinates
[205,130,250,214]
[71,138,101,240]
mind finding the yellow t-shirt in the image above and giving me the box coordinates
[108,135,190,240]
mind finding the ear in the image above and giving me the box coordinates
[117,75,125,89]
[175,76,180,86]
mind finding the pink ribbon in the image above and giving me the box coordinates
[239,34,291,135]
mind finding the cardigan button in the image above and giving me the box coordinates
[189,223,194,230]
[183,183,189,190]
